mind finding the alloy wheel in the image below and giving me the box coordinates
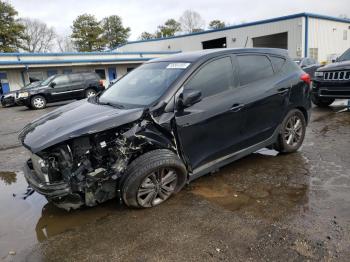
[33,97,45,108]
[137,168,178,207]
[284,114,303,147]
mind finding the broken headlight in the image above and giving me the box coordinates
[31,153,50,183]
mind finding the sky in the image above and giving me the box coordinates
[9,0,350,41]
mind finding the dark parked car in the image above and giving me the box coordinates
[294,57,320,79]
[19,48,311,210]
[312,48,350,107]
[16,72,105,109]
[1,80,42,107]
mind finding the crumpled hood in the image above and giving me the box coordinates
[19,99,145,153]
[318,60,350,71]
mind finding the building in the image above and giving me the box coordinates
[0,51,178,93]
[117,13,350,64]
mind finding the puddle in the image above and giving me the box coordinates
[0,170,119,259]
[189,151,309,221]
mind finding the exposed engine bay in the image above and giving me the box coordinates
[25,119,177,211]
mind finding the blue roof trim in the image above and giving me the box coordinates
[0,57,153,66]
[116,12,350,49]
[0,51,181,57]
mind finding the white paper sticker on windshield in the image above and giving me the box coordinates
[166,63,190,69]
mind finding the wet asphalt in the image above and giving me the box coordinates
[0,101,349,262]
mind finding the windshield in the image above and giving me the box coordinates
[22,81,42,89]
[338,49,350,62]
[99,61,189,107]
[41,75,56,86]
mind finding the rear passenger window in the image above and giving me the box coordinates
[69,74,83,82]
[237,55,274,85]
[185,57,233,98]
[270,56,286,72]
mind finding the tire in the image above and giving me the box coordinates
[311,94,334,107]
[275,109,306,153]
[85,88,97,98]
[30,95,46,109]
[122,149,187,208]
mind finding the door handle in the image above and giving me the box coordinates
[230,103,245,112]
[277,87,290,95]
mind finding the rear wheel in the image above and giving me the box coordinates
[85,88,97,98]
[122,149,187,208]
[31,95,46,109]
[311,94,334,107]
[275,109,306,153]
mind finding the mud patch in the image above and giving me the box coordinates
[189,152,309,221]
[0,171,17,185]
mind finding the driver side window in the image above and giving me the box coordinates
[184,56,234,98]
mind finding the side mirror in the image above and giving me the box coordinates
[332,57,339,63]
[177,89,202,108]
[50,82,56,88]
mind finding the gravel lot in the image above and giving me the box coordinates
[0,101,349,262]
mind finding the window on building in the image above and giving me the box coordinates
[269,56,286,72]
[237,55,274,86]
[95,69,106,80]
[184,56,233,98]
[309,48,319,62]
[343,30,348,40]
[53,75,69,85]
[28,71,45,82]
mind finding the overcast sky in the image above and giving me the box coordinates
[9,0,350,40]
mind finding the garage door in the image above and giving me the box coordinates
[252,32,288,49]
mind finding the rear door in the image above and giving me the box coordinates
[175,55,247,171]
[235,54,289,146]
[68,74,85,98]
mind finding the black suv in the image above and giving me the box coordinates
[312,48,350,107]
[16,72,105,109]
[19,49,311,210]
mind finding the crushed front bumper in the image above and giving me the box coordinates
[24,160,71,198]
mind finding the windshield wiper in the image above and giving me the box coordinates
[99,101,124,109]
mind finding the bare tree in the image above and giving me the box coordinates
[20,18,56,52]
[179,10,205,33]
[56,35,75,52]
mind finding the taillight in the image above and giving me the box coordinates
[300,73,311,85]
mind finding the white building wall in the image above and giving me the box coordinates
[308,18,350,63]
[118,18,304,58]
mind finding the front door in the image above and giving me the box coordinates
[175,56,247,171]
[49,75,72,101]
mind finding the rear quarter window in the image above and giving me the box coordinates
[237,55,274,85]
[270,56,286,73]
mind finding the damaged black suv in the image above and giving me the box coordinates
[19,49,311,210]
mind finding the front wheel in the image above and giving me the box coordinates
[311,94,335,107]
[31,95,46,109]
[122,149,187,208]
[275,109,306,153]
